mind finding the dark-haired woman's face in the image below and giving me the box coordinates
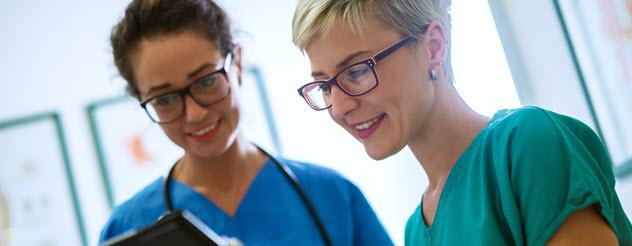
[131,30,242,160]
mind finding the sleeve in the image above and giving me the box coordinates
[98,198,146,243]
[506,108,620,245]
[99,214,125,243]
[347,181,394,246]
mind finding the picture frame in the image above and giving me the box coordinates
[87,96,184,208]
[0,112,87,246]
[88,65,282,208]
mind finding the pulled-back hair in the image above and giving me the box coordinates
[111,0,234,97]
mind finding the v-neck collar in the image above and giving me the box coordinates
[168,159,273,219]
[419,114,500,230]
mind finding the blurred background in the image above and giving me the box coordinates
[0,0,631,245]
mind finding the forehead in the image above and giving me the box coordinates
[305,18,402,76]
[132,30,222,95]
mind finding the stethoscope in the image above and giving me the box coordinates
[163,145,332,246]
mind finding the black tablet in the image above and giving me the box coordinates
[101,210,236,246]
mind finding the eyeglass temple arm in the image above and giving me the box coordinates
[373,36,415,62]
[374,24,429,62]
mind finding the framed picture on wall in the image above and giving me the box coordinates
[87,96,183,208]
[89,65,282,208]
[0,113,87,246]
[555,0,632,178]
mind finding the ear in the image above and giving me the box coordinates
[232,44,244,86]
[424,21,447,69]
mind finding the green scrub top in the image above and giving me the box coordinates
[405,107,632,245]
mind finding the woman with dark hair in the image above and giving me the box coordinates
[99,0,393,245]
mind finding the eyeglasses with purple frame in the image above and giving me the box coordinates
[297,29,425,110]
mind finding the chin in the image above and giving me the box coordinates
[364,140,406,161]
[367,152,389,161]
[364,146,393,161]
[187,137,234,159]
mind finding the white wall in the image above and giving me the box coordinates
[489,0,632,219]
[488,0,596,124]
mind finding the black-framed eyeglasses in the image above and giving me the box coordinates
[297,32,422,110]
[140,54,232,124]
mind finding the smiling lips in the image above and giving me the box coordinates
[352,114,386,139]
[189,120,221,142]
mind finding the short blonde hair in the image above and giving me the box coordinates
[292,0,454,81]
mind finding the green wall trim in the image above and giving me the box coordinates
[86,97,128,209]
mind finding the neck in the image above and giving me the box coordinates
[408,82,489,190]
[175,134,266,192]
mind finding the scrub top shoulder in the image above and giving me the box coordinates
[405,106,632,246]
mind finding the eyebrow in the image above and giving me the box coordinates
[187,62,214,79]
[311,50,372,78]
[144,62,215,97]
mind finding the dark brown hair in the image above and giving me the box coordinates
[111,0,234,98]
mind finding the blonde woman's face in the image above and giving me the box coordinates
[305,19,437,160]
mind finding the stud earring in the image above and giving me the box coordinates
[430,69,438,81]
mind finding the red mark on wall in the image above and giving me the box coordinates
[127,133,153,165]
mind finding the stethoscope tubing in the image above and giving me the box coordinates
[163,145,332,246]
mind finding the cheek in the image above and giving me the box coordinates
[160,123,184,145]
[230,106,240,127]
[224,95,241,127]
[383,66,429,104]
[160,123,177,135]
[327,109,343,125]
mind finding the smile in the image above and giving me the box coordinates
[352,114,386,140]
[188,119,222,142]
[192,123,218,136]
[353,114,385,130]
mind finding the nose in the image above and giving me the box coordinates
[328,86,358,121]
[183,95,208,123]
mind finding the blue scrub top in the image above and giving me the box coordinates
[100,158,393,245]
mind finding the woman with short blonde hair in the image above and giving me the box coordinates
[292,0,632,245]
